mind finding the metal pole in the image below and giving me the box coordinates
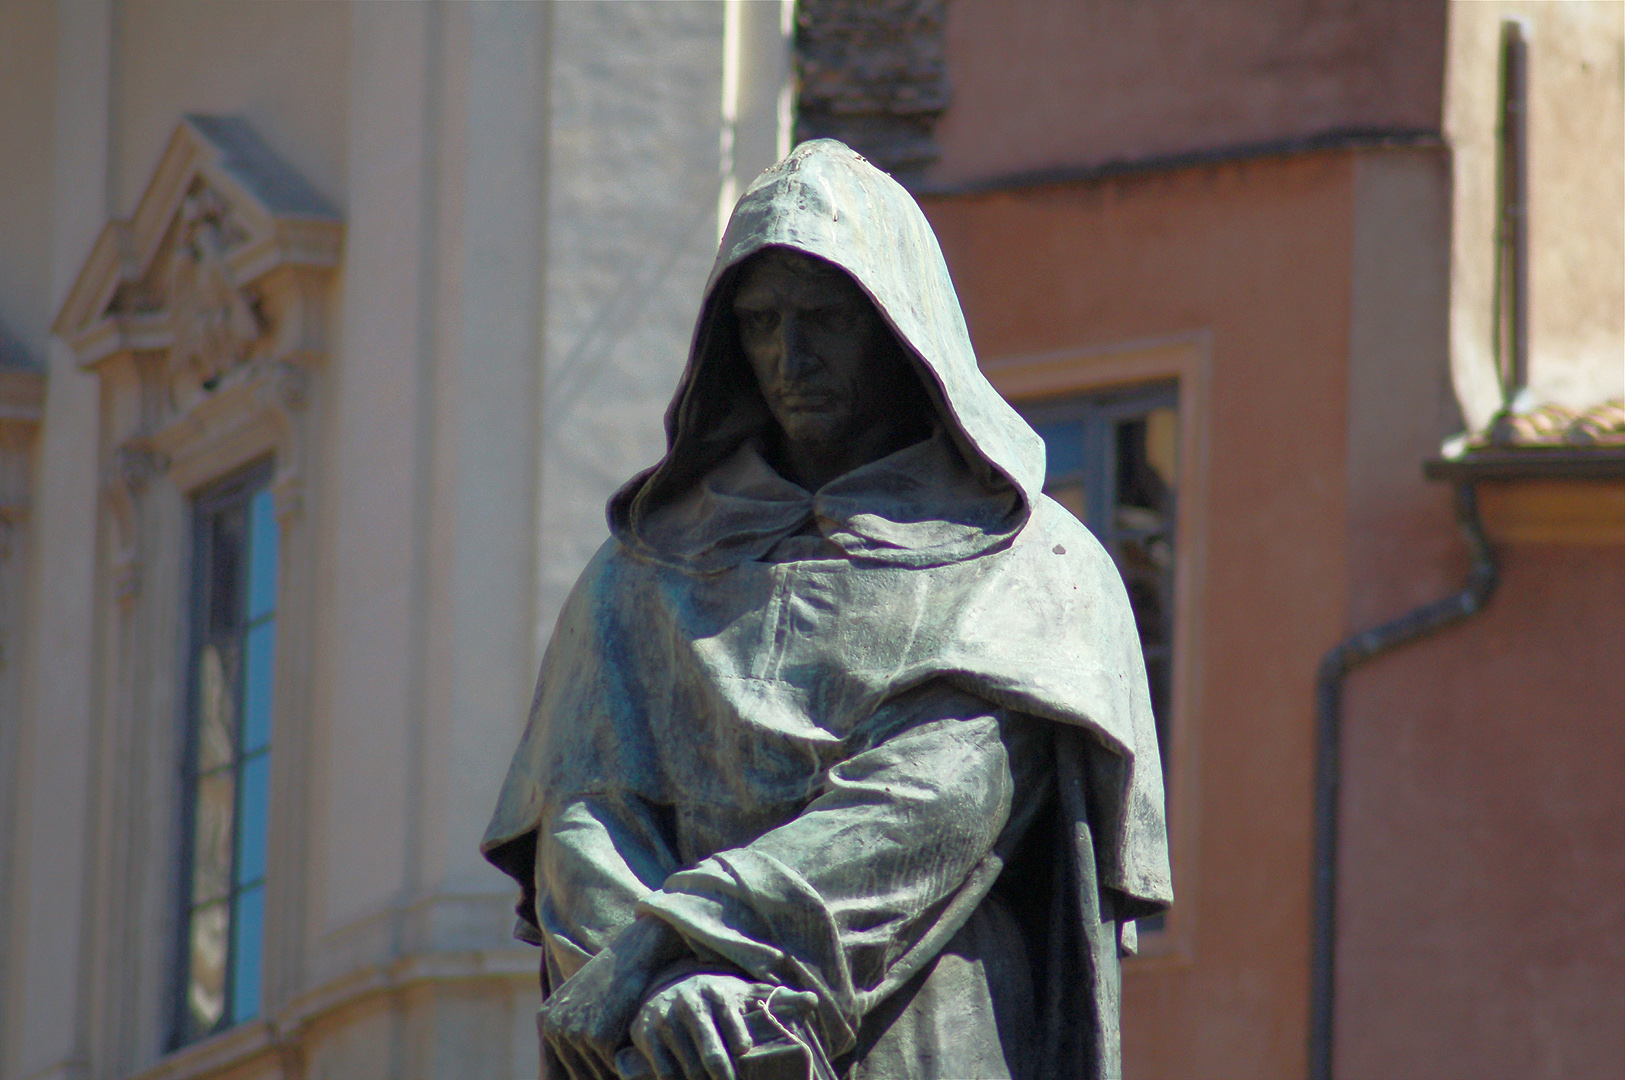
[1500,20,1530,401]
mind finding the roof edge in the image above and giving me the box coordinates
[1425,447,1625,482]
[912,126,1443,197]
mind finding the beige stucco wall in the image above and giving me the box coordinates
[110,0,350,216]
[3,2,112,1077]
[535,0,726,653]
[1445,0,1625,428]
[0,0,59,361]
[534,0,791,649]
[0,5,56,1073]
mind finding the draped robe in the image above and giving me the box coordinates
[483,140,1171,1079]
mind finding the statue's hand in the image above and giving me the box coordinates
[623,973,820,1080]
[626,972,755,1080]
[538,918,684,1080]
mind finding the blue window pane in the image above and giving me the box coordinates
[180,461,279,1052]
[229,884,265,1023]
[1031,420,1087,480]
[246,488,278,622]
[236,752,270,887]
[243,620,275,753]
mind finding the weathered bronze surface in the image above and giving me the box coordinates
[483,140,1170,1080]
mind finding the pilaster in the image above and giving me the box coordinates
[8,3,111,1078]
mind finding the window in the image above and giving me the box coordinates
[173,460,278,1046]
[1020,382,1179,927]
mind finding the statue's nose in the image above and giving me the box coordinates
[779,314,818,381]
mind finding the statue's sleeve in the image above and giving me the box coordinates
[536,793,681,984]
[634,686,1051,1057]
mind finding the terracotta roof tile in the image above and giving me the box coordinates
[1474,398,1625,450]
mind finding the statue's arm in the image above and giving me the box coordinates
[537,793,680,982]
[531,792,696,1077]
[633,689,1049,1058]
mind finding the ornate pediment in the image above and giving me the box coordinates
[53,117,341,603]
[53,115,341,401]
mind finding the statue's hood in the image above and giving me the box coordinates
[609,140,1048,560]
[488,143,1172,934]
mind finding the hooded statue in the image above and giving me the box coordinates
[483,141,1171,1080]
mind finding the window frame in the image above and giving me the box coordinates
[170,456,278,1050]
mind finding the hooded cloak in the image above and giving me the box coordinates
[483,140,1171,1079]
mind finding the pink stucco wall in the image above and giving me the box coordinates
[928,0,1448,187]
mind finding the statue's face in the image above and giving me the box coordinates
[732,249,902,451]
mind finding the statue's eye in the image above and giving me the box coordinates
[740,309,777,333]
[813,307,856,333]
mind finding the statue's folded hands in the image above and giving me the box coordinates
[537,917,687,1078]
[541,934,824,1080]
[622,970,822,1080]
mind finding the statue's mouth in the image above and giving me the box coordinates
[778,395,838,412]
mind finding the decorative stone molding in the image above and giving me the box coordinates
[52,116,339,1074]
[126,948,540,1080]
[104,442,168,605]
[55,114,340,575]
[794,0,950,181]
[167,186,266,394]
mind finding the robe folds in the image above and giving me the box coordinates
[483,140,1171,1079]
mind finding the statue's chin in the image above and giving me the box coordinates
[775,412,854,450]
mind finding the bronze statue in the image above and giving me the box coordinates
[483,140,1170,1080]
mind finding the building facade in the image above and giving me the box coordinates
[1,3,1620,1080]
